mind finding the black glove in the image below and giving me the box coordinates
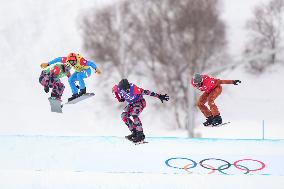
[233,80,241,85]
[44,86,49,93]
[158,94,169,103]
[119,98,125,102]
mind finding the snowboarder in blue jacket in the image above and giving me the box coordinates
[41,53,101,101]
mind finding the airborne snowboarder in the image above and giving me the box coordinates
[40,53,101,102]
[112,79,169,144]
[39,63,71,100]
[191,73,241,126]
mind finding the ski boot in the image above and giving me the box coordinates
[203,115,213,126]
[78,87,86,97]
[132,131,145,143]
[212,115,222,126]
[68,93,79,102]
[125,129,137,142]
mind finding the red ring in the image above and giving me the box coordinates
[234,159,265,172]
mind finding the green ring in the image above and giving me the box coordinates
[218,164,250,175]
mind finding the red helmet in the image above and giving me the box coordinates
[67,53,77,66]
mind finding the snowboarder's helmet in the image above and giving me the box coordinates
[118,79,130,92]
[67,53,77,66]
[193,73,202,86]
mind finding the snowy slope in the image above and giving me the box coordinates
[0,135,283,189]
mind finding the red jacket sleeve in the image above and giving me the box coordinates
[216,79,234,85]
[112,85,122,102]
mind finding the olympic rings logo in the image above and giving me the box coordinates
[165,157,266,175]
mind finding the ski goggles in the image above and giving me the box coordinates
[194,82,203,87]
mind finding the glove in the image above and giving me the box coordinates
[44,86,49,93]
[40,63,49,69]
[158,94,169,103]
[95,68,101,75]
[119,98,125,102]
[233,80,241,85]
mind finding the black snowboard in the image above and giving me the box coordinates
[125,136,149,145]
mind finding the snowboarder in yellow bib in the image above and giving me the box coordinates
[41,53,101,102]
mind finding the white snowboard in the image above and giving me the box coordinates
[48,93,95,113]
[48,97,62,113]
[64,93,95,105]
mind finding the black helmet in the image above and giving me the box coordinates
[193,73,203,87]
[118,79,130,92]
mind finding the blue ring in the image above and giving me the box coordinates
[165,157,197,170]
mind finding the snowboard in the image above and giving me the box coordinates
[48,93,95,113]
[125,136,149,145]
[48,97,63,113]
[134,141,149,145]
[206,122,231,127]
[62,93,95,107]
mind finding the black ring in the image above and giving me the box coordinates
[200,158,231,170]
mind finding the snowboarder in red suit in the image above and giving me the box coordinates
[191,73,241,126]
[112,79,169,143]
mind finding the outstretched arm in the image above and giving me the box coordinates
[217,79,241,85]
[48,57,64,66]
[141,89,159,97]
[141,89,169,103]
[40,57,65,69]
[87,61,101,74]
[86,61,97,69]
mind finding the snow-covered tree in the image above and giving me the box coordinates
[245,0,284,73]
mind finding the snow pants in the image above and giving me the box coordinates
[197,85,222,118]
[121,98,146,132]
[68,68,92,95]
[39,71,65,99]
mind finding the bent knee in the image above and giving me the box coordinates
[197,101,205,108]
[208,100,216,107]
[121,112,129,120]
